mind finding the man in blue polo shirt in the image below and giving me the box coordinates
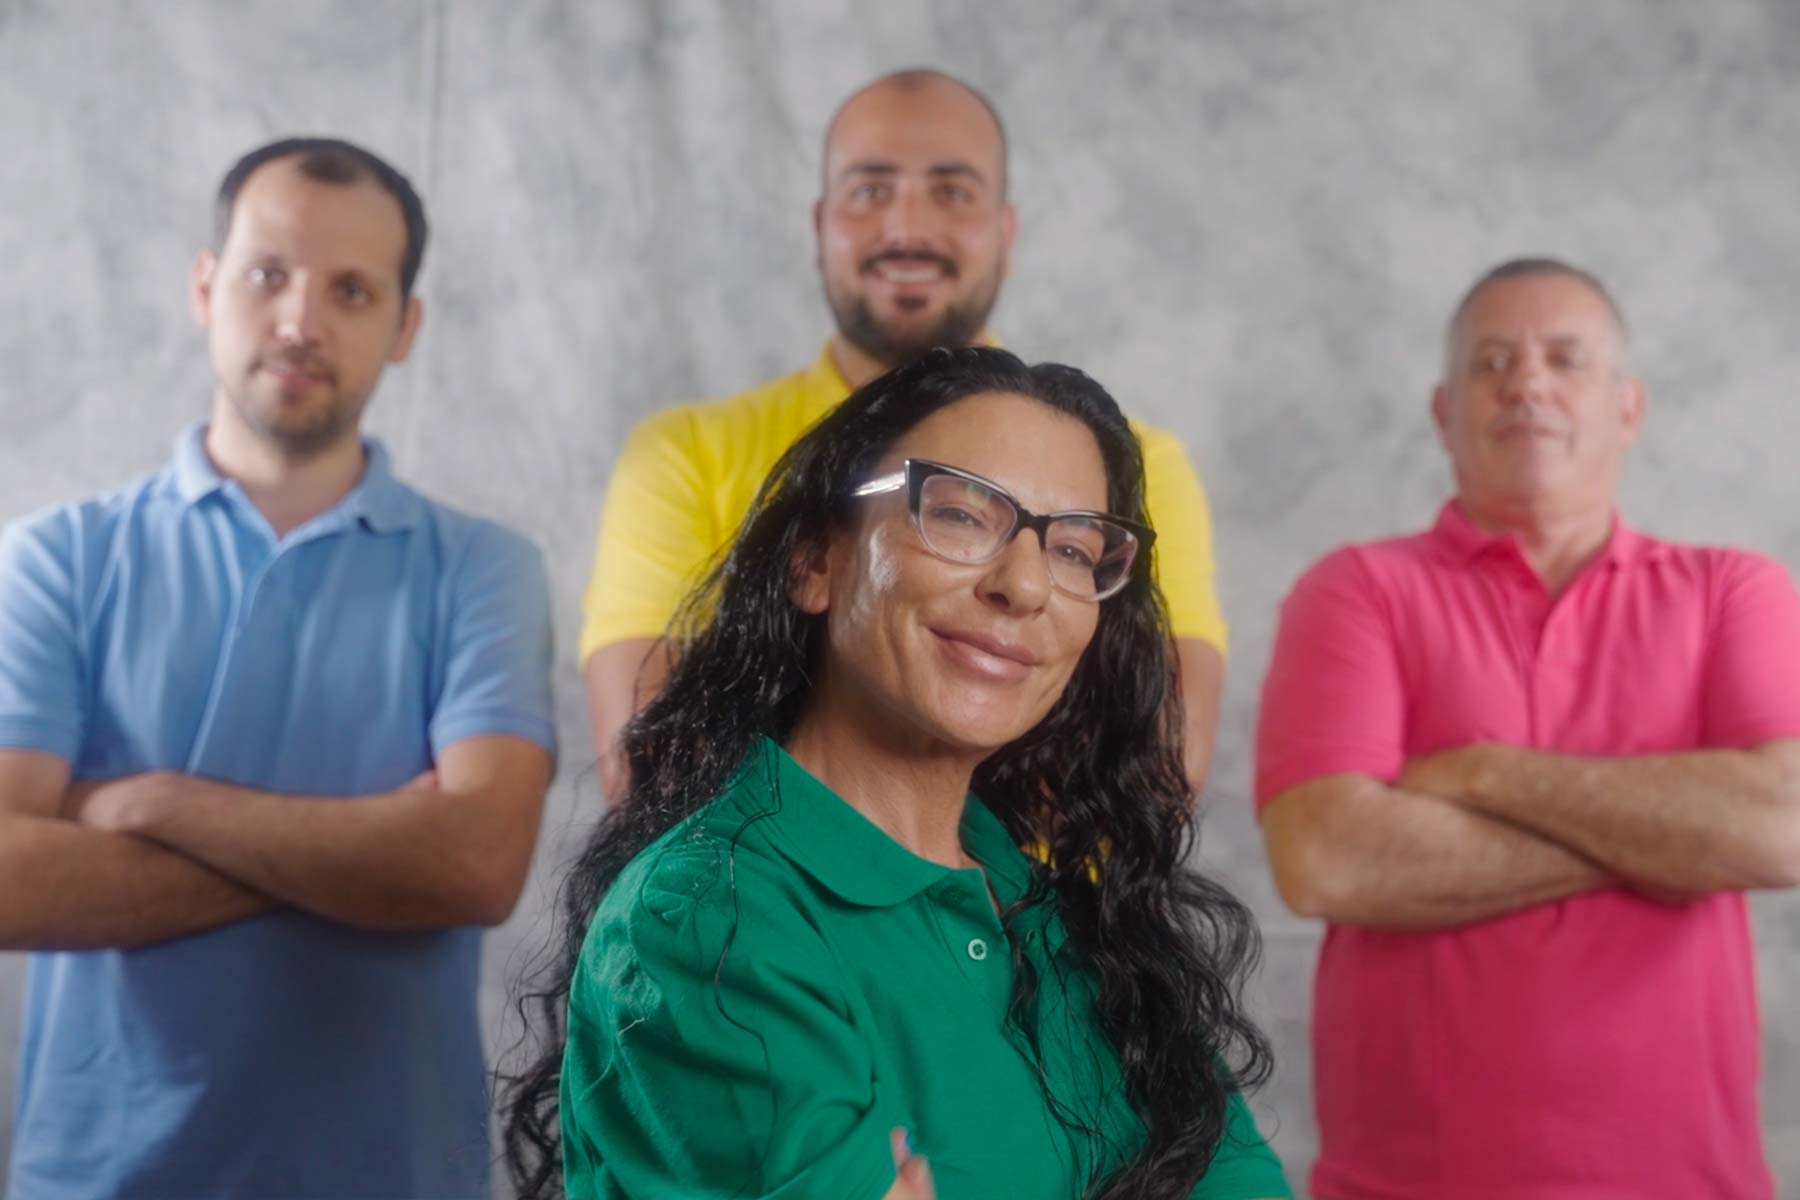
[0,137,555,1199]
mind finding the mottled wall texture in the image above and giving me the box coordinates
[3,1,1799,1194]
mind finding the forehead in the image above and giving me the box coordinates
[824,81,1004,179]
[886,392,1109,512]
[222,157,408,283]
[1455,272,1618,348]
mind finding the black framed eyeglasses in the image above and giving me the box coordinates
[849,458,1153,601]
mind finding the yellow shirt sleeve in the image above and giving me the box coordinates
[578,406,721,664]
[1132,420,1228,654]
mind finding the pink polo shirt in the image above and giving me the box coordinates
[1256,502,1800,1200]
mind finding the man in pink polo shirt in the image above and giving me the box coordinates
[1255,257,1800,1199]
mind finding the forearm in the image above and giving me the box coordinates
[1446,743,1800,895]
[1173,637,1222,801]
[0,809,271,950]
[89,762,542,931]
[1261,775,1613,929]
[586,638,676,804]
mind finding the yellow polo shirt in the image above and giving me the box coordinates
[579,344,1227,664]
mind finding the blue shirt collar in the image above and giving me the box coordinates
[170,423,421,535]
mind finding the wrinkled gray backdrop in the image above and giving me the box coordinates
[3,2,1798,1194]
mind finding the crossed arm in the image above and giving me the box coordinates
[0,735,551,951]
[1260,738,1800,930]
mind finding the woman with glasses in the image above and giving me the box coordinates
[504,347,1290,1200]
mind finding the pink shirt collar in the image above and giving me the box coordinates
[1430,500,1667,572]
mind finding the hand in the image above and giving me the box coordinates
[882,1127,935,1200]
[63,771,177,833]
[1398,744,1491,803]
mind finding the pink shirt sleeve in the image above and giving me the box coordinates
[1701,550,1800,748]
[1255,548,1408,808]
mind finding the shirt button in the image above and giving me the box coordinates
[967,938,988,961]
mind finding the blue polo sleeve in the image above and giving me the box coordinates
[561,842,899,1200]
[0,511,85,761]
[428,520,556,757]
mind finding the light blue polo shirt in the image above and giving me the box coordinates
[0,425,556,1200]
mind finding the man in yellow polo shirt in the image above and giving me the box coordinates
[581,68,1228,799]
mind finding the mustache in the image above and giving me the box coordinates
[860,249,958,277]
[1488,415,1569,437]
[254,350,336,381]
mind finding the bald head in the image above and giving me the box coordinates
[813,69,1017,376]
[822,69,1009,199]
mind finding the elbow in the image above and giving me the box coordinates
[1744,745,1800,890]
[1274,868,1345,922]
[442,876,522,930]
[1752,822,1800,891]
[470,890,523,929]
[464,861,530,928]
[1265,833,1352,921]
[387,867,525,932]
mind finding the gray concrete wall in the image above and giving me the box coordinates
[3,2,1797,1194]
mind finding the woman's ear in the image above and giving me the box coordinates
[788,536,833,615]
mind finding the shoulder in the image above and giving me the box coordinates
[0,467,177,586]
[1124,416,1184,460]
[390,485,545,579]
[1610,530,1797,615]
[1291,527,1438,595]
[1124,418,1200,485]
[1642,533,1789,581]
[1271,533,1444,650]
[653,799,817,923]
[620,366,816,461]
[594,800,827,973]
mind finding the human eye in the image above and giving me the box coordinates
[922,479,1003,530]
[1472,346,1510,374]
[935,181,973,205]
[847,180,890,206]
[336,277,374,307]
[1050,540,1099,570]
[245,264,286,290]
[1549,345,1588,371]
[925,498,993,529]
[1048,522,1106,570]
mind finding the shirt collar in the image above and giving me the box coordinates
[1430,499,1664,571]
[732,737,1030,908]
[339,440,421,534]
[168,422,420,534]
[171,423,227,503]
[805,333,1007,423]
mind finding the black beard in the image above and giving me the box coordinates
[833,299,988,370]
[828,259,1003,371]
[228,381,364,464]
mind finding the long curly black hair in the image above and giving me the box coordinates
[502,346,1272,1198]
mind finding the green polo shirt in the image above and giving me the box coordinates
[561,738,1291,1199]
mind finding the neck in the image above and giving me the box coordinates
[784,688,979,869]
[1460,493,1614,594]
[826,329,994,391]
[827,336,892,390]
[205,400,366,538]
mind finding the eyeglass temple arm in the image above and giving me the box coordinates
[849,471,907,498]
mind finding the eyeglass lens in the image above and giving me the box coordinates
[915,473,1138,598]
